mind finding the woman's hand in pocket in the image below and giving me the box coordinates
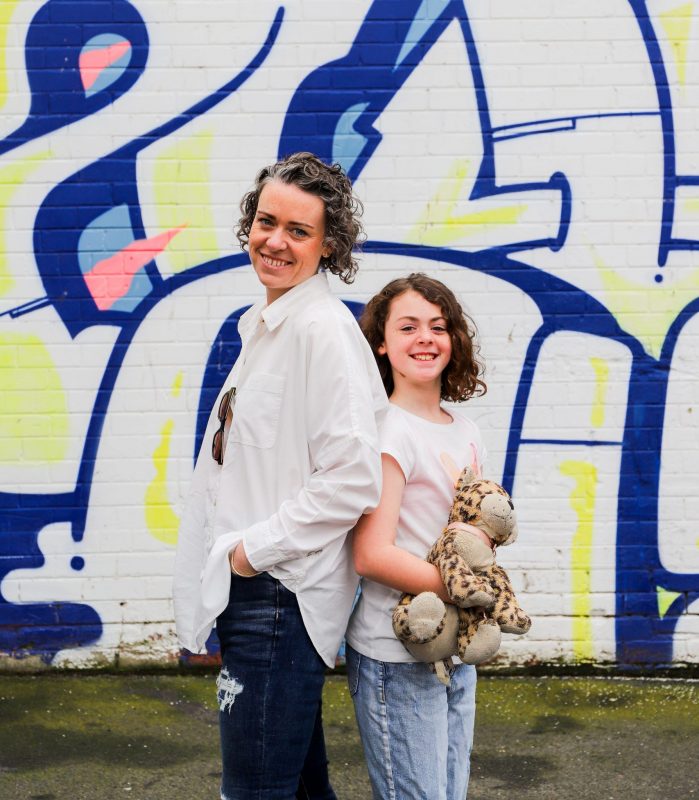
[230,543,259,578]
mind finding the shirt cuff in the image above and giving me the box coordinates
[241,521,284,573]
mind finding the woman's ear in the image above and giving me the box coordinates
[377,342,387,356]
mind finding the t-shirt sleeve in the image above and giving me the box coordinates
[378,408,415,483]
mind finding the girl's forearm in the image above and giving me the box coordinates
[357,544,450,602]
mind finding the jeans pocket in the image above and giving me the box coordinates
[346,646,361,697]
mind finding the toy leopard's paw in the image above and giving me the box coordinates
[487,564,531,635]
[447,573,494,609]
[430,530,496,608]
[393,592,450,645]
[495,600,531,635]
[457,612,501,665]
[406,592,448,643]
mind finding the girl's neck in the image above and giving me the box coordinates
[390,384,451,424]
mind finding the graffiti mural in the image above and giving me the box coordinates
[0,0,697,667]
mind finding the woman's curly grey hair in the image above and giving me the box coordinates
[236,152,365,284]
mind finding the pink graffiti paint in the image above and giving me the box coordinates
[84,226,185,311]
[79,41,131,92]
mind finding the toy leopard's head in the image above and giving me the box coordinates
[448,466,518,546]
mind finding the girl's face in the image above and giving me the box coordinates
[378,290,452,392]
[248,179,331,304]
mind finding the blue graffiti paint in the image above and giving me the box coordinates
[0,0,148,157]
[280,0,571,254]
[0,10,283,661]
[0,491,102,660]
[34,7,284,338]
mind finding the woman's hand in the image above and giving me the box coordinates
[230,543,259,577]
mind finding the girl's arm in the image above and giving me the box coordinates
[352,453,451,602]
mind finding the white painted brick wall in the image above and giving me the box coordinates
[0,1,696,670]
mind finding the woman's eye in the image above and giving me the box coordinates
[400,326,416,333]
[257,216,273,227]
[433,326,447,333]
[292,228,308,238]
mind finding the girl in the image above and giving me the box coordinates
[346,273,487,800]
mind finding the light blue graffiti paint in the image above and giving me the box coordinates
[80,34,133,98]
[396,0,450,67]
[331,102,370,176]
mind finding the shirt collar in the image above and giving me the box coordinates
[237,272,332,338]
[261,272,332,332]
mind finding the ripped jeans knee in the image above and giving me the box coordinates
[216,667,244,713]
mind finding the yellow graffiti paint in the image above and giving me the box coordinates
[152,130,220,274]
[144,419,180,545]
[589,357,609,428]
[682,197,699,214]
[0,153,50,296]
[660,3,693,87]
[0,333,69,463]
[656,585,681,619]
[593,246,699,360]
[0,1,21,110]
[560,460,598,662]
[407,158,526,246]
[171,370,183,398]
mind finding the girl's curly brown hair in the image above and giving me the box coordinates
[236,152,365,284]
[360,273,487,402]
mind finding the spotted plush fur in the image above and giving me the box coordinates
[392,466,531,684]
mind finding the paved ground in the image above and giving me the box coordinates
[0,671,697,799]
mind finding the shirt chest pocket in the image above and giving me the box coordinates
[230,372,285,449]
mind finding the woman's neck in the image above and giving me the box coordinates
[389,383,451,424]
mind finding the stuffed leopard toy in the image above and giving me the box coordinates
[392,466,531,685]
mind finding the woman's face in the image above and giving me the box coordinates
[248,179,330,304]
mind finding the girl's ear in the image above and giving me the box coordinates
[377,342,387,355]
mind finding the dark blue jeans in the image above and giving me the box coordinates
[215,572,336,800]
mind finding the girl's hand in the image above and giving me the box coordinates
[230,543,259,577]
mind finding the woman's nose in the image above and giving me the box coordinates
[267,227,286,250]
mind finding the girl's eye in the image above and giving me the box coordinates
[433,326,447,333]
[400,325,416,333]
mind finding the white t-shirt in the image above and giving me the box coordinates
[346,402,487,662]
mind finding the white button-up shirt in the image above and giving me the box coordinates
[173,273,388,667]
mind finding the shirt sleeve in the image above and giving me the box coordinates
[239,313,384,573]
[172,395,223,653]
[379,408,415,483]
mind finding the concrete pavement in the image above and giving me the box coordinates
[0,671,697,799]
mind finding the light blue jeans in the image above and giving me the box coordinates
[346,644,477,800]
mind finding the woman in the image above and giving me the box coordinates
[174,152,388,799]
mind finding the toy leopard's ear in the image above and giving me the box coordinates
[455,465,477,493]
